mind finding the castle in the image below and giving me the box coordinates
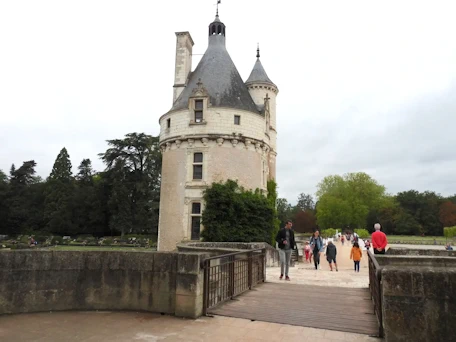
[157,11,278,251]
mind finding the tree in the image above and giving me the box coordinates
[76,158,94,183]
[73,159,107,236]
[394,210,422,235]
[316,172,388,229]
[277,198,293,227]
[296,193,315,212]
[293,210,317,233]
[396,190,443,235]
[44,148,75,235]
[201,180,275,243]
[5,161,45,235]
[439,201,456,228]
[99,133,162,235]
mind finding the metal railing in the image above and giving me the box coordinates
[202,248,266,315]
[368,250,384,337]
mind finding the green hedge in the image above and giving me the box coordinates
[321,228,337,238]
[354,229,370,239]
[444,226,456,239]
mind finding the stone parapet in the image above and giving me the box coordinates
[369,249,456,341]
[176,242,279,267]
[0,251,206,319]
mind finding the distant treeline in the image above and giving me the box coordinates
[0,133,161,238]
[277,173,456,236]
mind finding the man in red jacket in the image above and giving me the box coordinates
[371,223,388,254]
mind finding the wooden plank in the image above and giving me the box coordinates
[208,282,379,336]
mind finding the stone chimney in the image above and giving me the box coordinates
[173,32,194,104]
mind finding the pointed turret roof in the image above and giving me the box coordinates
[245,47,276,86]
[170,15,259,113]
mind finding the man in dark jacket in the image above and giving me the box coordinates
[275,220,296,281]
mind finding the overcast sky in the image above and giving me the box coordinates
[1,0,455,203]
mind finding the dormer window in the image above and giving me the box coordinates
[194,100,203,123]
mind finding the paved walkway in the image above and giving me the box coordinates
[267,240,369,288]
[0,311,381,342]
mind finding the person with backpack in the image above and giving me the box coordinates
[325,241,338,271]
[310,230,324,270]
[275,220,296,281]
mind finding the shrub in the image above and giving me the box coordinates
[444,226,456,239]
[51,236,63,245]
[201,180,275,244]
[321,228,337,238]
[102,238,114,245]
[355,229,370,239]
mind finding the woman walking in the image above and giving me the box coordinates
[310,231,324,270]
[350,242,362,272]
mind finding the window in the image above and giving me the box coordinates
[167,118,171,128]
[193,152,203,180]
[191,202,201,240]
[194,100,203,123]
[234,115,241,125]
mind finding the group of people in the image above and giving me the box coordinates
[275,222,388,279]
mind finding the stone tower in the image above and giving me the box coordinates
[157,13,278,251]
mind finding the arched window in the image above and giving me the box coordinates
[217,25,221,34]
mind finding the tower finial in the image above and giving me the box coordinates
[216,0,221,17]
[256,43,260,58]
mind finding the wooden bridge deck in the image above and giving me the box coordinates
[208,282,379,336]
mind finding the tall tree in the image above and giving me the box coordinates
[293,210,317,233]
[296,193,315,212]
[99,133,162,235]
[396,190,443,235]
[73,159,106,236]
[316,172,387,229]
[276,198,293,227]
[0,169,9,234]
[439,201,456,228]
[5,161,45,235]
[44,148,75,235]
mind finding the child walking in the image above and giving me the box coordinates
[304,242,311,263]
[325,241,338,271]
[350,242,362,272]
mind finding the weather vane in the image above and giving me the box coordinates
[215,0,221,16]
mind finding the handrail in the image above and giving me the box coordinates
[201,248,265,262]
[367,249,381,270]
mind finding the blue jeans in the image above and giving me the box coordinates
[354,260,360,272]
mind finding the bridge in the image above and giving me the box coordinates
[202,248,380,337]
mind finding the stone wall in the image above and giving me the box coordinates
[370,251,456,341]
[381,266,456,342]
[387,247,456,257]
[176,242,279,267]
[0,251,207,319]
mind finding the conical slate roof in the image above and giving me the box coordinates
[246,58,275,86]
[170,33,259,113]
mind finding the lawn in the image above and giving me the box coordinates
[294,233,454,245]
[0,245,157,252]
[48,245,157,252]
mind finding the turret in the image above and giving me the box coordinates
[246,47,278,179]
